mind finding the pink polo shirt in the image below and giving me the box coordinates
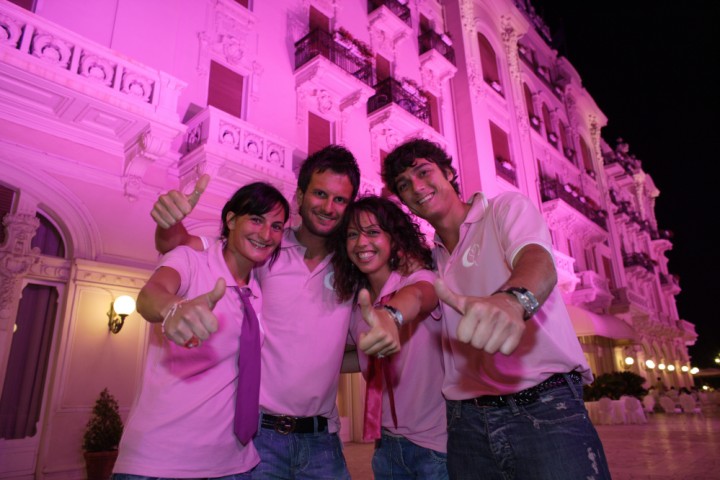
[434,192,592,401]
[114,240,260,477]
[348,269,446,452]
[255,228,353,432]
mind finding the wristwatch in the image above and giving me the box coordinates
[495,287,539,321]
[383,304,404,326]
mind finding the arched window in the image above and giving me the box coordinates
[32,213,65,258]
[580,137,595,173]
[477,33,501,93]
[524,84,540,131]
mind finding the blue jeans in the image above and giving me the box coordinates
[446,376,612,480]
[372,431,448,479]
[113,474,251,480]
[249,425,350,479]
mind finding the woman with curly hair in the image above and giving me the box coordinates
[333,195,448,479]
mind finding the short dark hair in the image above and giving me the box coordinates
[221,182,290,264]
[382,138,460,196]
[331,195,434,302]
[298,145,361,201]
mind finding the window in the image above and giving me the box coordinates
[0,284,59,439]
[32,213,65,258]
[477,33,500,87]
[490,121,516,185]
[8,0,34,11]
[425,91,441,132]
[542,104,557,146]
[580,137,594,172]
[208,61,245,118]
[308,112,332,155]
[375,54,391,84]
[310,6,330,33]
[524,84,540,130]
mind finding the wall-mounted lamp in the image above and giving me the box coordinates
[690,367,699,375]
[624,356,635,366]
[667,364,676,372]
[645,359,656,369]
[108,295,136,334]
[681,365,690,373]
[658,363,666,370]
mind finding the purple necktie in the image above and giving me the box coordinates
[234,286,261,445]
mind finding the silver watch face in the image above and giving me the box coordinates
[504,287,539,319]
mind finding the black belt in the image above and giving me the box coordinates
[462,372,582,408]
[260,413,328,434]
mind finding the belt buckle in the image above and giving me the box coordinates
[273,415,296,435]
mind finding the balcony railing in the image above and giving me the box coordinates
[540,176,607,229]
[368,0,411,26]
[622,251,656,273]
[367,77,430,124]
[418,30,456,65]
[294,29,373,86]
[0,1,183,115]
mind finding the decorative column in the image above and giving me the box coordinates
[0,213,40,392]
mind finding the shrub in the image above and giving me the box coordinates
[82,388,123,452]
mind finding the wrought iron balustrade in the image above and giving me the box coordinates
[368,0,411,26]
[418,30,456,65]
[294,29,373,86]
[367,77,430,124]
[540,176,607,229]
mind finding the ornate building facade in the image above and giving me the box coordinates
[0,0,696,478]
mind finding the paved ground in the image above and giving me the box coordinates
[343,404,720,479]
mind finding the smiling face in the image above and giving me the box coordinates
[346,210,392,284]
[296,169,354,238]
[225,202,286,266]
[393,158,458,224]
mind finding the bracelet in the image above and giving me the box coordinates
[161,300,186,335]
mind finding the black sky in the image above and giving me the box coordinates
[530,1,720,368]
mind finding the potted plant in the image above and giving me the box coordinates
[83,388,124,480]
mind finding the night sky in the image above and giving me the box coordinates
[530,1,720,368]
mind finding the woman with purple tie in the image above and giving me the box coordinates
[332,195,448,479]
[113,182,289,480]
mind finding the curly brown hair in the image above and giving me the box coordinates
[331,195,434,302]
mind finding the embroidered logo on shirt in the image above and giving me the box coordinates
[324,271,335,291]
[461,243,481,268]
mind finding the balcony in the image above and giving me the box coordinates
[547,131,558,147]
[368,0,411,27]
[494,156,518,186]
[676,319,698,344]
[540,176,608,232]
[609,286,650,317]
[571,270,613,310]
[0,1,186,197]
[179,106,296,200]
[529,114,542,132]
[553,248,579,295]
[622,251,656,282]
[659,272,681,295]
[367,77,430,125]
[418,30,455,65]
[295,29,373,86]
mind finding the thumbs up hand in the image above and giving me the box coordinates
[357,289,401,358]
[151,174,211,229]
[435,279,525,355]
[163,277,226,348]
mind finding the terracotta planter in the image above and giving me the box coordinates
[84,450,118,480]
